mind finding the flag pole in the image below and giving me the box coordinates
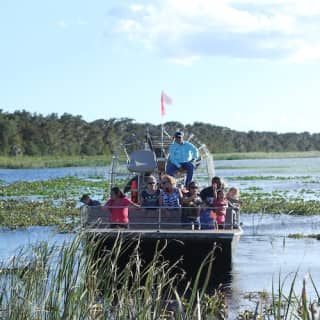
[160,90,172,158]
[161,91,164,158]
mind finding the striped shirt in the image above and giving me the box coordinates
[161,188,181,208]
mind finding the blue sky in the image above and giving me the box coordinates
[1,0,320,133]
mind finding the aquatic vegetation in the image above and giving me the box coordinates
[0,175,319,230]
[242,197,320,215]
[237,273,320,319]
[246,186,264,191]
[288,233,320,240]
[241,190,320,215]
[227,175,315,181]
[0,199,79,229]
[0,233,227,319]
[0,177,108,198]
[1,234,319,319]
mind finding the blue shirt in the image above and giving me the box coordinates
[168,141,199,168]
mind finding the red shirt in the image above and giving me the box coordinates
[213,198,228,224]
[105,197,132,223]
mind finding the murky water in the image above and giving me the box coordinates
[1,157,320,316]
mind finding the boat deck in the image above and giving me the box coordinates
[85,227,242,240]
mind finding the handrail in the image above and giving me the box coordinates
[81,205,240,231]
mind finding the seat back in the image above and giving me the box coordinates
[225,207,234,229]
[81,206,110,228]
[128,208,181,230]
[127,150,158,173]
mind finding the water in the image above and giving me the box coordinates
[0,166,108,184]
[1,157,320,316]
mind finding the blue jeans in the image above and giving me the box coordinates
[166,161,194,186]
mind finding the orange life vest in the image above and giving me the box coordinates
[131,180,138,203]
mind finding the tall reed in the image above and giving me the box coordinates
[0,232,226,319]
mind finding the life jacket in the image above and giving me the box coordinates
[131,179,138,203]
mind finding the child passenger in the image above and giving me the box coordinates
[213,190,228,229]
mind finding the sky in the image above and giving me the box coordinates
[1,0,320,134]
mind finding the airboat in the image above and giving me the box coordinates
[81,125,243,280]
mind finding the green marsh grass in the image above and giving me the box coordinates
[214,151,320,161]
[0,232,227,319]
[0,177,108,198]
[241,190,320,215]
[237,273,320,319]
[288,233,320,240]
[0,199,79,229]
[1,151,320,169]
[0,177,135,229]
[1,234,319,319]
[227,175,316,181]
[1,176,320,230]
[0,155,111,169]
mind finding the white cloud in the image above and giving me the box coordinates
[108,0,320,63]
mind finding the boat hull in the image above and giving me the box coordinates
[86,227,242,286]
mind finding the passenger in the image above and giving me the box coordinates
[199,207,217,230]
[226,187,241,208]
[80,194,101,206]
[103,187,140,229]
[226,187,241,228]
[123,173,152,195]
[213,190,228,229]
[200,176,226,206]
[159,174,183,208]
[181,181,202,228]
[199,176,226,230]
[140,175,160,210]
[166,131,199,187]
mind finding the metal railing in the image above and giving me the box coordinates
[80,205,240,231]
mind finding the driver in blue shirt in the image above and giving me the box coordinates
[166,131,199,187]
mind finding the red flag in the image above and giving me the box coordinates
[161,91,172,116]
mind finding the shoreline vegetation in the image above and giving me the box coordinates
[1,151,320,169]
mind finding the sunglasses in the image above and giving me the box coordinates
[148,182,156,185]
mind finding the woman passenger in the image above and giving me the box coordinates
[140,175,160,209]
[103,187,140,228]
[159,174,183,208]
[226,187,241,208]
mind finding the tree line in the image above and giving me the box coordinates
[0,110,319,156]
